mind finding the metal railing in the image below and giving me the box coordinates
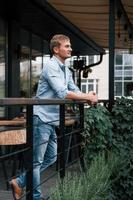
[0,98,85,199]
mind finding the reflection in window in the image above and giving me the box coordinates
[31,35,43,97]
[20,32,49,98]
[32,54,51,96]
[0,18,6,117]
[20,46,30,97]
[32,54,42,96]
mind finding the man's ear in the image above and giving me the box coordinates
[53,46,59,54]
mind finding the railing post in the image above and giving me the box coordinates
[79,103,85,171]
[109,0,115,111]
[59,104,66,178]
[26,105,33,199]
[79,103,84,130]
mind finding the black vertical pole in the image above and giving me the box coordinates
[26,105,33,200]
[109,0,115,111]
[29,32,32,98]
[59,104,66,178]
[78,70,82,90]
[79,103,85,171]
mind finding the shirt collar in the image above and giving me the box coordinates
[52,55,65,70]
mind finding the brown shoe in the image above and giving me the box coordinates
[10,179,23,200]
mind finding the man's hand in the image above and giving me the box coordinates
[87,91,98,106]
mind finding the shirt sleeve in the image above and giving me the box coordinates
[67,69,81,93]
[43,62,68,99]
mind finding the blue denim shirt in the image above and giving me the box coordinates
[34,56,80,126]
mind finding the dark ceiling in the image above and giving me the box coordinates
[0,0,105,56]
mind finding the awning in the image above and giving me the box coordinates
[0,0,105,55]
[31,0,105,55]
[48,0,133,50]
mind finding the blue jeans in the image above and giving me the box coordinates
[16,115,57,200]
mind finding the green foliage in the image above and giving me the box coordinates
[83,97,133,200]
[50,173,84,200]
[107,155,133,200]
[111,97,133,154]
[83,105,113,164]
[84,153,112,200]
[50,97,133,200]
[50,153,116,200]
[107,97,133,200]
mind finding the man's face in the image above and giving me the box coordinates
[54,39,72,60]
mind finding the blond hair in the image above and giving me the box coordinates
[50,34,70,54]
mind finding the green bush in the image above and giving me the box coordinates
[50,153,117,200]
[83,105,113,164]
[107,156,133,200]
[83,97,133,200]
[107,97,133,200]
[111,97,133,154]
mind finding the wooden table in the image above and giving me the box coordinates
[0,117,26,145]
[0,117,26,126]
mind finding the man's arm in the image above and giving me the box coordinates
[66,68,97,105]
[66,91,98,105]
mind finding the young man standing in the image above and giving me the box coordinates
[10,34,98,200]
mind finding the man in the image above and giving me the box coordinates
[10,34,98,200]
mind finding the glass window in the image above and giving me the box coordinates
[115,77,122,80]
[124,66,132,70]
[20,31,44,97]
[81,79,86,83]
[31,35,43,97]
[115,66,122,70]
[115,70,122,76]
[81,78,98,94]
[88,79,93,83]
[124,54,133,66]
[0,18,6,117]
[20,46,30,97]
[124,82,133,96]
[88,84,93,92]
[31,49,42,97]
[124,77,132,81]
[115,51,133,98]
[114,82,122,96]
[96,84,98,94]
[124,71,132,76]
[89,56,94,65]
[20,29,30,97]
[115,54,122,65]
[81,84,86,93]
